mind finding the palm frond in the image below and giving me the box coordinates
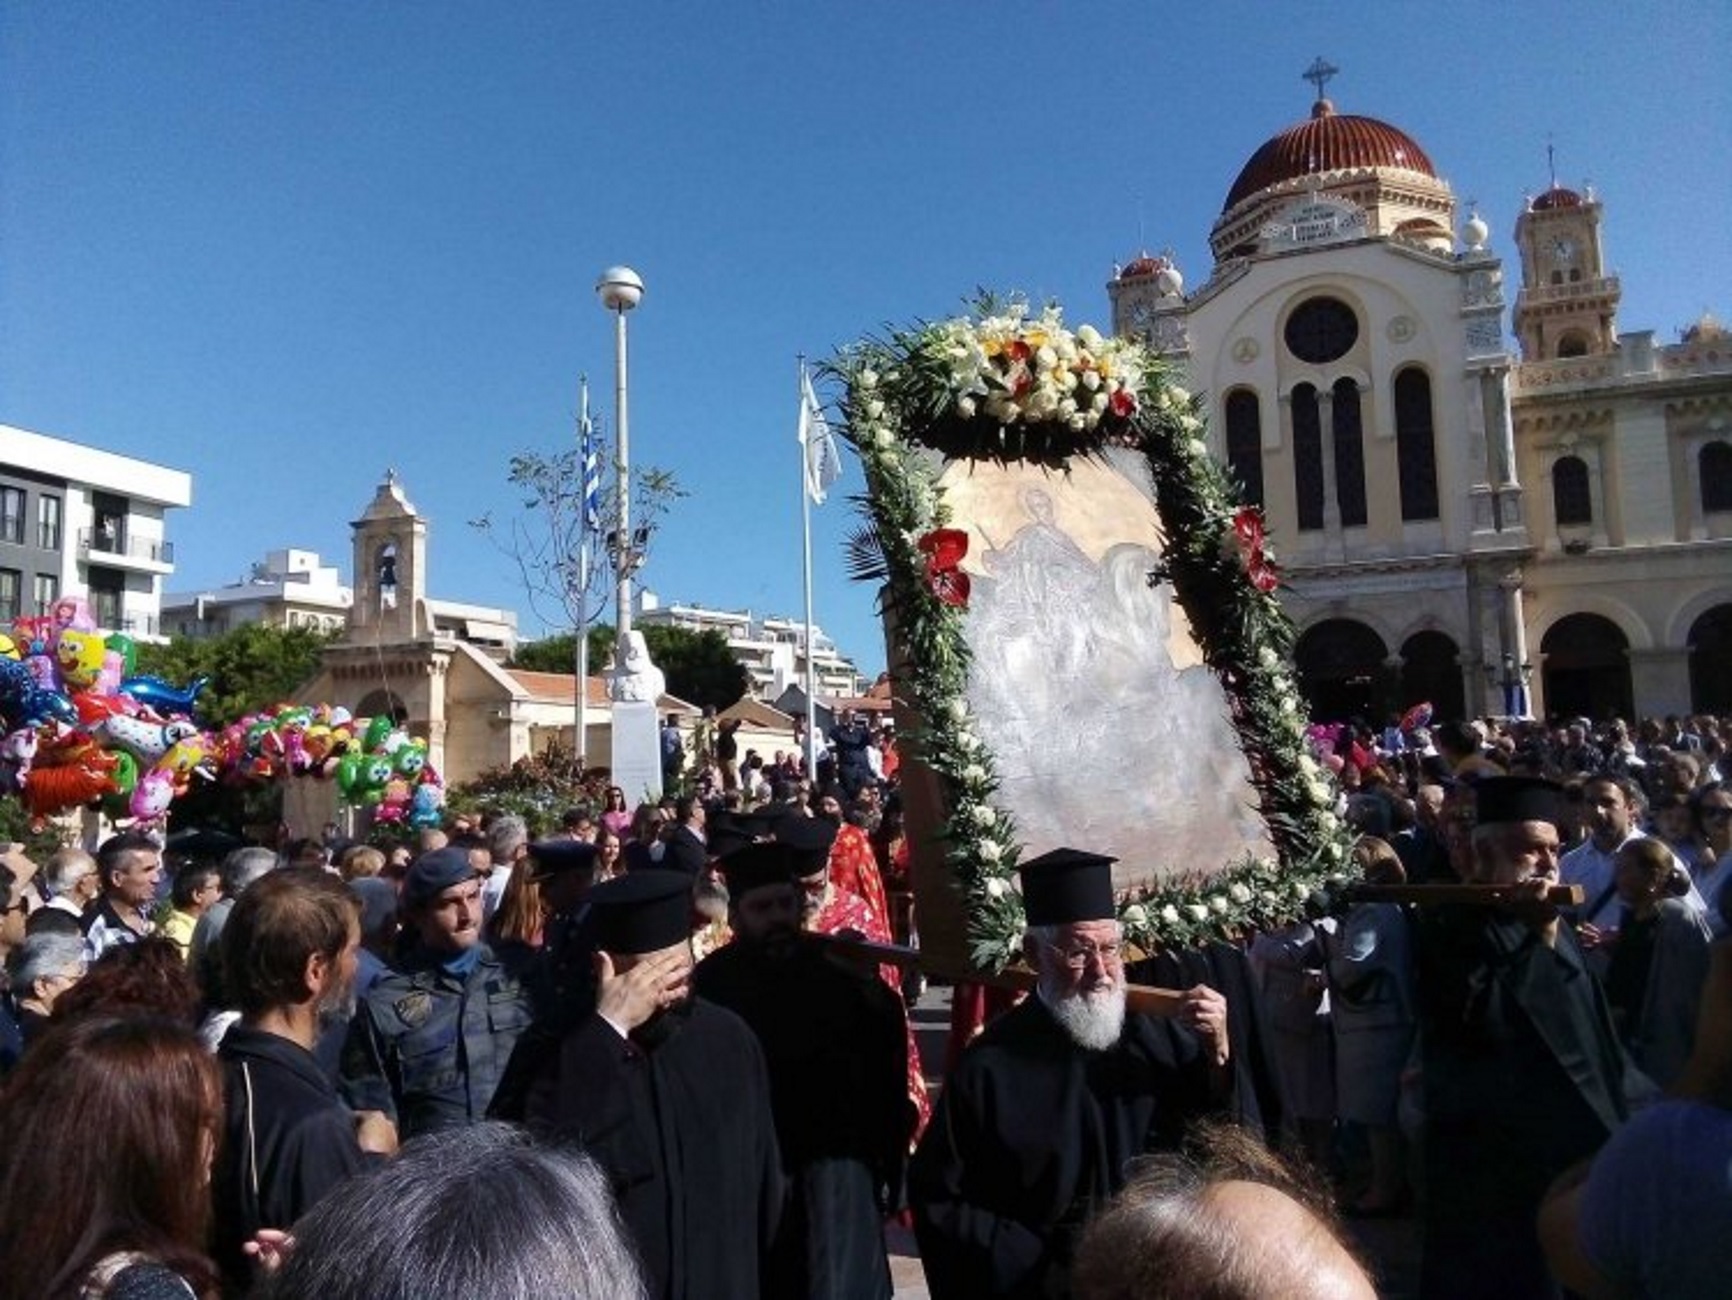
[843,521,889,585]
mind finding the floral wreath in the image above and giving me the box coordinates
[830,297,1351,971]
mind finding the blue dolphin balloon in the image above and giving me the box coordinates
[119,674,210,718]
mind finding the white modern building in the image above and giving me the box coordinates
[163,546,518,661]
[636,590,867,700]
[1110,76,1732,722]
[0,424,192,640]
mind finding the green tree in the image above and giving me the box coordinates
[511,623,747,711]
[135,623,336,729]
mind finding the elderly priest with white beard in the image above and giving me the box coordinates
[909,848,1231,1300]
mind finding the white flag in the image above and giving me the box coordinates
[799,367,843,505]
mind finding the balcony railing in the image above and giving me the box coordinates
[78,530,175,564]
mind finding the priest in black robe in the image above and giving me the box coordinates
[1414,776,1632,1300]
[909,848,1231,1300]
[694,840,912,1300]
[522,870,784,1300]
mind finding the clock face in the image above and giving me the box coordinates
[1553,236,1578,261]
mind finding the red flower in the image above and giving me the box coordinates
[1004,340,1031,362]
[1231,506,1265,551]
[1109,388,1137,418]
[1246,553,1280,593]
[918,528,971,608]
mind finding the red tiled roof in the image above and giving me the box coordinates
[1223,100,1437,213]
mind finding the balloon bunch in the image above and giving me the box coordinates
[213,706,445,829]
[0,598,213,825]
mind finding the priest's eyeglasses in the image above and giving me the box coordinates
[1042,941,1123,969]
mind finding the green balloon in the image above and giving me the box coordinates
[105,633,138,678]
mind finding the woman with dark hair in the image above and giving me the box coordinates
[594,825,625,881]
[252,1122,643,1300]
[599,786,633,838]
[0,1015,222,1300]
[53,936,202,1028]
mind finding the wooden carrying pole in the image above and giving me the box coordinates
[807,932,1187,1017]
[1343,883,1585,907]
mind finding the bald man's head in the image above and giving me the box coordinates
[1073,1125,1375,1300]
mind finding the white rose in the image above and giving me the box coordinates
[947,698,969,722]
[1161,904,1181,925]
[1258,646,1279,670]
[1294,880,1312,899]
[1307,778,1331,803]
[1280,697,1298,717]
[962,764,987,783]
[1121,904,1147,927]
[956,732,979,752]
[1092,391,1110,413]
[874,429,894,450]
[1180,414,1203,434]
[864,398,885,419]
[1299,753,1321,777]
[1187,439,1208,459]
[1210,895,1229,915]
[858,369,879,389]
[1034,345,1058,371]
[1080,368,1102,392]
[1229,883,1251,904]
[1186,904,1209,922]
[1261,891,1282,910]
[1058,397,1079,419]
[979,840,1001,864]
[1068,414,1087,431]
[957,395,977,419]
[985,876,1006,898]
[1169,385,1192,406]
[971,805,997,828]
[1319,811,1339,833]
[1077,325,1103,348]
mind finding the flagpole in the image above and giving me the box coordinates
[574,375,591,770]
[799,356,820,783]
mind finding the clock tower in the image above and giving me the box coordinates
[1513,181,1621,360]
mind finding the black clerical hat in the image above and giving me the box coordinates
[719,841,799,898]
[525,839,598,883]
[1473,776,1565,828]
[586,871,694,955]
[1020,847,1118,926]
[773,815,838,876]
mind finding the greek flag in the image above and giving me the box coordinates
[800,365,842,505]
[579,379,602,535]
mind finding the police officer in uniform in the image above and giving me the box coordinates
[340,846,532,1138]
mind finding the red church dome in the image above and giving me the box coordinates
[1222,99,1438,213]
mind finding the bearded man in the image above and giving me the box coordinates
[694,841,910,1300]
[523,869,783,1300]
[212,868,398,1295]
[908,848,1230,1300]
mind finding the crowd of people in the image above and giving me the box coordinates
[0,705,1729,1299]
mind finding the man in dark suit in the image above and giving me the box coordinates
[909,849,1230,1300]
[1415,776,1632,1300]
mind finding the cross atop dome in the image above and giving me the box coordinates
[1302,56,1339,103]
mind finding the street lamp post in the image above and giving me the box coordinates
[596,266,644,690]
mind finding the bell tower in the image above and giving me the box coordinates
[1513,169,1620,361]
[348,470,430,641]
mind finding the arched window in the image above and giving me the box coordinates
[1224,389,1264,507]
[1701,441,1732,513]
[1557,332,1589,359]
[1552,455,1592,527]
[1332,378,1367,528]
[1292,384,1324,531]
[1394,368,1439,520]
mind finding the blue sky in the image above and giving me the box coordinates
[4,3,1726,677]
